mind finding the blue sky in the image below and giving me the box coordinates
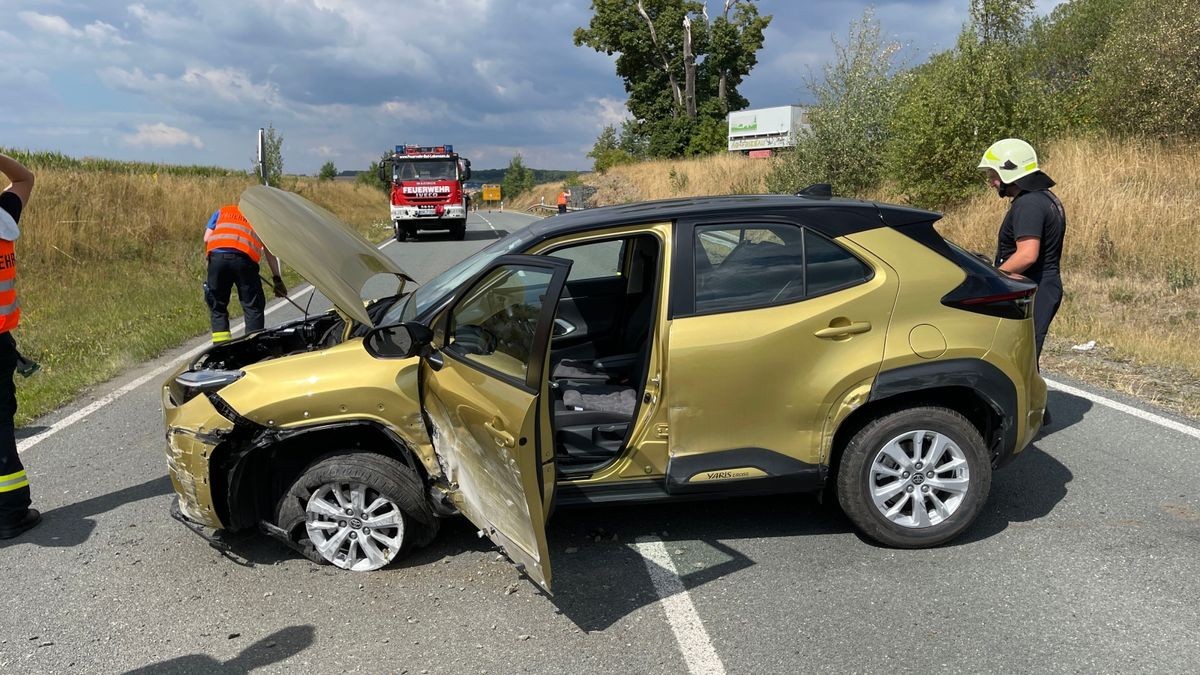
[2,1,1060,172]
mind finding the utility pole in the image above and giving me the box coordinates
[257,127,268,186]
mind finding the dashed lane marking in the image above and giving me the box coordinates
[632,537,726,675]
[17,239,397,454]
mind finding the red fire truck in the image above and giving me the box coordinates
[378,144,472,241]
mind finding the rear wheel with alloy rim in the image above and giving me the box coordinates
[276,452,439,571]
[836,406,991,548]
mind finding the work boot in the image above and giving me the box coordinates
[0,508,42,539]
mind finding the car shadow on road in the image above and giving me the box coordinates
[940,389,1089,545]
[123,624,315,674]
[1038,388,1092,436]
[0,475,173,550]
[549,493,850,632]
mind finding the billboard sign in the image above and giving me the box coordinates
[727,106,809,152]
[482,184,501,201]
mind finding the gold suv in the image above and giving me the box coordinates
[163,186,1046,589]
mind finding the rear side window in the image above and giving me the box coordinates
[553,239,625,281]
[694,224,805,313]
[691,224,872,314]
[805,229,872,295]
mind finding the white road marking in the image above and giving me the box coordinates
[477,212,498,231]
[1045,377,1200,441]
[632,537,726,675]
[17,238,398,454]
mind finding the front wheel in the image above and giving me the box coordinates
[276,453,439,571]
[449,219,466,240]
[836,406,991,548]
[393,221,406,242]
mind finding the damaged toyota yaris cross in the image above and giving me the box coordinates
[163,186,1046,590]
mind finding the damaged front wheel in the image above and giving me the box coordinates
[276,453,439,571]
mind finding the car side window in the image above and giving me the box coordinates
[805,229,872,296]
[693,224,805,313]
[552,239,625,281]
[690,225,872,314]
[446,265,553,382]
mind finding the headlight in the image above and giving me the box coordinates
[173,369,244,403]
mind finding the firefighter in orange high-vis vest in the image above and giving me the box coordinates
[556,189,570,215]
[0,152,39,540]
[204,204,287,343]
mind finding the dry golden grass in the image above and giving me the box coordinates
[528,137,1200,417]
[511,153,774,212]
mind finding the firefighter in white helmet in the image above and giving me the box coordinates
[978,138,1066,418]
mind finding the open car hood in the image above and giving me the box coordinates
[239,186,413,327]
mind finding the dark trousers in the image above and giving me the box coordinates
[1033,275,1063,362]
[0,331,30,523]
[206,251,265,335]
[558,204,567,214]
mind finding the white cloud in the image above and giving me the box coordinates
[592,97,630,128]
[100,66,285,113]
[122,123,204,149]
[18,11,128,46]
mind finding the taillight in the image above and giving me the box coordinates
[943,277,1037,319]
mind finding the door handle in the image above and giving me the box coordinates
[484,420,516,448]
[813,321,872,339]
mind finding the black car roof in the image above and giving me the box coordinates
[515,194,942,245]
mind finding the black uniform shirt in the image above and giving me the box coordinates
[995,189,1066,283]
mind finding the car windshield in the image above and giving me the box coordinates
[393,234,529,323]
[395,160,457,181]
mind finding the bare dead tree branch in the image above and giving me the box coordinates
[637,0,684,112]
[683,15,697,118]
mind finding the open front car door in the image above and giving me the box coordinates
[421,255,571,591]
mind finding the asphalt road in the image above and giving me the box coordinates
[3,209,1199,673]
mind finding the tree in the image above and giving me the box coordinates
[766,9,902,195]
[588,124,635,173]
[575,0,771,157]
[1025,0,1128,133]
[1090,0,1200,139]
[501,153,535,200]
[257,123,284,187]
[884,0,1043,207]
[318,160,338,181]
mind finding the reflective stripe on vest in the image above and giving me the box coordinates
[0,470,29,493]
[206,206,264,263]
[0,238,19,333]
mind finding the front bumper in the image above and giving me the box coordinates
[391,203,466,223]
[163,378,234,530]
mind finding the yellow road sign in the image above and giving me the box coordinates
[482,184,501,201]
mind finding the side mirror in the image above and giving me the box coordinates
[377,160,393,185]
[364,322,434,359]
[460,158,472,182]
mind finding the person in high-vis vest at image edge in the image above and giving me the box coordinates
[0,152,39,540]
[204,204,287,343]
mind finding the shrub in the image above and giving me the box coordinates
[1090,0,1200,139]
